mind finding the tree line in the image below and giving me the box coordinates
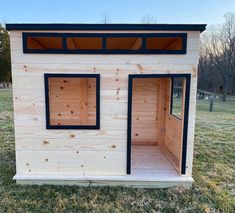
[199,12,235,101]
[0,24,11,88]
[1,13,235,101]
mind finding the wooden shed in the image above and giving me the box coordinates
[6,23,206,188]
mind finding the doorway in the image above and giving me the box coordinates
[127,74,191,176]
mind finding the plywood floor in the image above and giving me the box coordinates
[131,145,179,177]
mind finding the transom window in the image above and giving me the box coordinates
[106,37,142,50]
[23,33,187,54]
[66,37,103,50]
[146,36,183,51]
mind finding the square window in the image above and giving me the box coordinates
[44,74,100,129]
[170,78,184,119]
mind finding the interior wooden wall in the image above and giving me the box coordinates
[159,78,185,174]
[49,77,96,126]
[132,78,160,145]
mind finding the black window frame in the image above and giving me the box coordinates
[44,73,100,130]
[23,32,187,54]
[170,77,185,120]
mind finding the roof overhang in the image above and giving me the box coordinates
[5,23,206,32]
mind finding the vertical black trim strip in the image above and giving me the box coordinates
[170,78,174,114]
[127,75,133,174]
[181,75,191,174]
[182,33,188,54]
[102,36,106,49]
[22,33,27,53]
[62,35,67,50]
[142,37,146,49]
[44,74,50,129]
[96,75,100,129]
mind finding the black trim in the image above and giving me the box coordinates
[44,73,100,130]
[127,76,133,174]
[6,23,206,32]
[170,77,185,120]
[170,78,174,115]
[181,75,191,174]
[22,32,187,54]
[127,74,191,175]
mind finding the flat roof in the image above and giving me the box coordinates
[5,23,206,32]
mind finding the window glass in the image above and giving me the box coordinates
[27,36,63,50]
[66,37,102,50]
[146,37,183,50]
[106,37,142,50]
[171,78,184,119]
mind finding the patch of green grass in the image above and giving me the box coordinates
[0,89,234,212]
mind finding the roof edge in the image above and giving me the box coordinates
[5,23,206,32]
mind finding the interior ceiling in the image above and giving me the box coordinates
[28,36,182,50]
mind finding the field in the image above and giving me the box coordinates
[0,88,234,212]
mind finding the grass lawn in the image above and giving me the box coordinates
[0,88,234,212]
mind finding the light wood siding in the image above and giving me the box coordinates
[10,30,199,176]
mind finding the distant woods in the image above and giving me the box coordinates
[199,12,235,101]
[0,24,11,88]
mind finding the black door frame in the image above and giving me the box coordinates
[127,74,191,175]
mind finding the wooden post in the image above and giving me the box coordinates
[209,96,214,112]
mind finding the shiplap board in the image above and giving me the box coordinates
[13,100,128,115]
[16,162,126,175]
[13,89,128,103]
[11,64,198,77]
[14,127,127,139]
[14,114,128,128]
[11,53,200,65]
[15,138,126,151]
[16,150,125,163]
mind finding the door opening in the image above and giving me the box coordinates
[127,74,191,176]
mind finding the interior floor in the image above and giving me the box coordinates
[131,145,179,177]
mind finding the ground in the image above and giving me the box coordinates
[0,89,234,212]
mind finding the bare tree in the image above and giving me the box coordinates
[141,13,157,24]
[100,12,112,24]
[200,12,235,101]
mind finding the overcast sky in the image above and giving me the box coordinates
[1,0,235,26]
